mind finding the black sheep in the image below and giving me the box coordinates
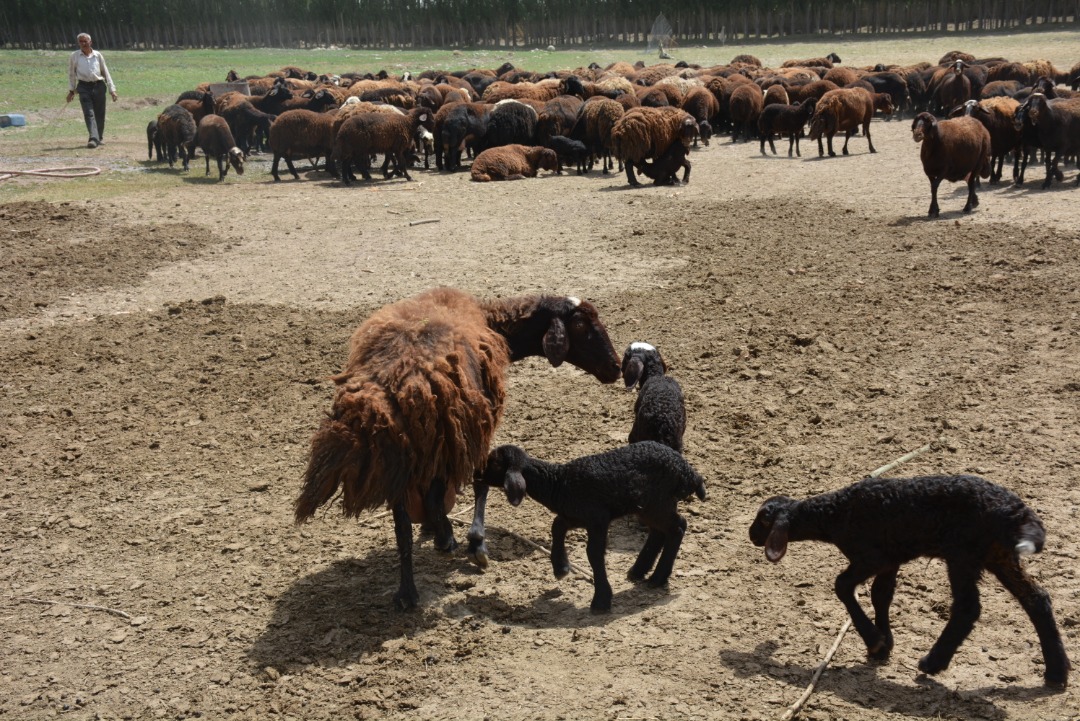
[544,134,589,174]
[758,99,817,157]
[749,474,1071,688]
[622,342,686,453]
[482,441,706,612]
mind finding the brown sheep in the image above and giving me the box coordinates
[575,97,625,173]
[809,87,878,157]
[911,112,991,217]
[295,287,622,609]
[949,97,1021,184]
[268,108,339,181]
[788,79,840,106]
[482,79,562,103]
[156,104,197,171]
[680,86,719,146]
[763,84,790,107]
[177,91,216,125]
[823,66,862,87]
[333,106,434,184]
[470,144,559,181]
[781,53,841,70]
[535,95,584,144]
[611,106,698,186]
[195,114,244,181]
[729,83,764,142]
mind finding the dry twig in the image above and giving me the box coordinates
[12,595,131,620]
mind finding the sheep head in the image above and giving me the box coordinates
[911,112,936,143]
[749,496,797,562]
[482,445,528,506]
[622,342,667,390]
[539,296,621,382]
[227,147,245,176]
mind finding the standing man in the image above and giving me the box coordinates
[66,33,117,149]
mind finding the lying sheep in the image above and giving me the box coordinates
[470,144,558,182]
[911,112,990,217]
[749,475,1071,688]
[195,115,245,181]
[622,342,685,453]
[482,442,706,612]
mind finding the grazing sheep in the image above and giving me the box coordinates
[611,106,698,186]
[679,86,719,146]
[333,107,434,184]
[268,109,338,181]
[295,287,622,609]
[758,99,816,157]
[156,104,197,171]
[195,114,244,181]
[809,87,878,157]
[544,135,589,174]
[749,475,1071,688]
[217,98,277,156]
[911,112,990,217]
[622,342,685,453]
[146,119,164,162]
[482,441,706,612]
[470,144,558,182]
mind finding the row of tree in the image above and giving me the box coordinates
[1,0,1077,49]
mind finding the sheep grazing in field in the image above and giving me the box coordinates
[481,442,706,612]
[911,112,990,217]
[679,86,718,146]
[622,342,686,453]
[809,87,878,157]
[758,99,816,157]
[470,144,558,181]
[195,115,244,181]
[295,287,622,610]
[749,475,1071,688]
[611,106,698,186]
[156,104,198,171]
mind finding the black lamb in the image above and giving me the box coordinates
[749,474,1071,688]
[482,441,706,613]
[622,342,686,453]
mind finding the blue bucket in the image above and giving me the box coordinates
[0,114,27,128]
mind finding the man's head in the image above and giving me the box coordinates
[77,33,92,50]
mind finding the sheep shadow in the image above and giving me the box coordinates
[249,550,463,671]
[720,641,1017,719]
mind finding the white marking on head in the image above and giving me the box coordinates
[630,341,656,352]
[567,296,581,307]
[1016,540,1036,555]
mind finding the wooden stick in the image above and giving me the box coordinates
[779,435,945,721]
[12,596,131,620]
[408,218,440,227]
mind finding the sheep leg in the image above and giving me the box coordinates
[842,130,854,155]
[817,135,825,158]
[204,154,211,177]
[627,530,665,582]
[918,562,981,675]
[585,523,613,612]
[987,552,1071,687]
[865,122,876,153]
[963,173,979,213]
[422,478,457,553]
[767,136,777,155]
[928,177,942,218]
[1042,151,1059,190]
[391,502,420,611]
[550,516,571,579]
[990,153,1003,185]
[868,566,899,661]
[827,133,837,157]
[465,480,490,569]
[624,162,641,187]
[834,565,887,657]
[645,514,687,588]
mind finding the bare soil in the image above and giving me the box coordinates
[2,114,1080,721]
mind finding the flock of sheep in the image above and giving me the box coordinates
[144,51,1079,690]
[147,49,1080,218]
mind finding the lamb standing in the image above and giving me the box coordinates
[482,442,706,612]
[749,474,1071,688]
[622,342,686,453]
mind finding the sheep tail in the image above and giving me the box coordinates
[295,418,364,523]
[1015,514,1046,556]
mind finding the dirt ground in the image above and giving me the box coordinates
[3,96,1080,721]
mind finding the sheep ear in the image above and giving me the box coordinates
[543,317,569,367]
[503,470,526,506]
[623,356,643,389]
[765,517,789,563]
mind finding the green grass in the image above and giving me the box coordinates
[1,28,1076,201]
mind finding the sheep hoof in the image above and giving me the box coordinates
[467,543,489,570]
[553,565,571,580]
[867,639,892,662]
[1044,668,1069,689]
[393,588,420,611]
[917,653,948,675]
[589,597,612,613]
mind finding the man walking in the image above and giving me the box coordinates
[66,33,117,149]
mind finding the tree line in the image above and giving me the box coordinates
[2,0,1077,50]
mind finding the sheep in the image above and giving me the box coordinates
[728,83,764,142]
[156,104,197,171]
[295,287,622,610]
[633,141,690,186]
[622,342,685,453]
[482,79,562,103]
[911,112,990,217]
[332,106,434,184]
[195,114,244,181]
[1012,93,1080,188]
[268,109,339,182]
[809,87,878,157]
[934,60,973,116]
[433,101,490,171]
[573,97,625,174]
[679,86,718,146]
[763,84,790,108]
[544,135,589,175]
[475,99,539,153]
[781,53,841,70]
[749,474,1071,688]
[535,95,585,144]
[950,97,1021,184]
[758,98,817,158]
[146,119,164,162]
[611,106,698,187]
[470,144,559,182]
[481,441,706,612]
[177,90,216,126]
[1071,60,1080,91]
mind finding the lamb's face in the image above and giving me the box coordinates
[749,496,795,562]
